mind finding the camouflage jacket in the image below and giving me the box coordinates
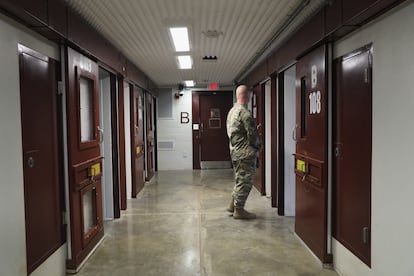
[226,103,262,161]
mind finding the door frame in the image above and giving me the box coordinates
[98,66,121,219]
[252,83,266,195]
[144,92,155,181]
[270,74,279,208]
[273,72,285,214]
[272,63,300,216]
[117,78,127,210]
[109,73,120,218]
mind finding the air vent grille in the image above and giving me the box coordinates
[202,30,223,38]
[202,55,218,61]
[158,140,175,151]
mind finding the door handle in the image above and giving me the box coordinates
[27,156,35,168]
[97,126,104,144]
[292,124,298,141]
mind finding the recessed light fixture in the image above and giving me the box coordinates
[169,27,190,52]
[177,56,192,69]
[184,80,195,87]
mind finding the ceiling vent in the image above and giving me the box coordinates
[202,30,223,38]
[202,55,218,61]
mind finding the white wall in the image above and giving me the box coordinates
[30,245,67,276]
[264,80,272,197]
[124,82,132,198]
[333,1,414,275]
[0,13,64,276]
[283,65,296,216]
[100,76,114,220]
[157,89,193,170]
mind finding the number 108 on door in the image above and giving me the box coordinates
[309,90,321,115]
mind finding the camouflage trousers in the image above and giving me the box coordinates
[231,158,257,208]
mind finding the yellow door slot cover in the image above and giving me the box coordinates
[296,159,307,173]
[136,146,141,154]
[90,163,101,177]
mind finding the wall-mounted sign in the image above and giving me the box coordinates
[208,82,219,90]
[181,112,190,124]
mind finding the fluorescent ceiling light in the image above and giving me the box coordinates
[184,80,195,87]
[169,27,190,52]
[177,56,192,69]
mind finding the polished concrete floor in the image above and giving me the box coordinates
[76,170,338,276]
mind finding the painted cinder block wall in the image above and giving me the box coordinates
[0,13,66,276]
[157,88,193,170]
[332,2,414,275]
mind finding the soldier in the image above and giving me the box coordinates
[226,85,262,219]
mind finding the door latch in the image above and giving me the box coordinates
[335,145,341,158]
[362,227,369,244]
[27,157,35,168]
[57,81,64,95]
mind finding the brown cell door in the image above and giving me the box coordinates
[333,45,372,266]
[252,84,265,194]
[65,47,103,270]
[145,93,155,180]
[19,46,65,274]
[130,86,145,197]
[199,92,233,169]
[295,45,330,262]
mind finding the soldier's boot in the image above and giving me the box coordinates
[226,198,235,213]
[233,208,256,220]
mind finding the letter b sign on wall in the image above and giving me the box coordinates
[181,112,190,124]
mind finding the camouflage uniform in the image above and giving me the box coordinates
[226,103,261,208]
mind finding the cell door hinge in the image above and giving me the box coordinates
[57,81,64,95]
[62,211,68,225]
[364,68,370,84]
[368,52,373,66]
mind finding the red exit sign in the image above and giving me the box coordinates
[208,82,219,90]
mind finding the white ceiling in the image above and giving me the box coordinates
[66,0,326,87]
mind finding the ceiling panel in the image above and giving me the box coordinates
[66,0,326,87]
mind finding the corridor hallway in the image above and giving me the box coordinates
[76,170,338,276]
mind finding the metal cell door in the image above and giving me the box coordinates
[295,45,331,263]
[334,45,372,266]
[19,45,65,274]
[199,92,233,169]
[65,47,104,271]
[130,86,145,197]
